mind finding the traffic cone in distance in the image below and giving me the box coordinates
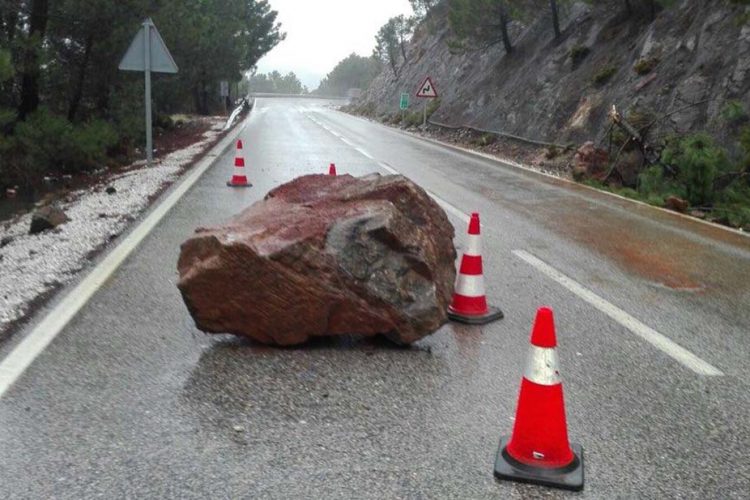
[227,139,252,187]
[494,307,584,491]
[447,212,503,324]
[329,163,337,176]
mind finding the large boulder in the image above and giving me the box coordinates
[177,174,457,346]
[29,205,70,234]
[572,141,609,181]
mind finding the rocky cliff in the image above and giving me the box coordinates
[357,0,750,149]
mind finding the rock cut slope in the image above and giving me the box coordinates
[358,0,750,148]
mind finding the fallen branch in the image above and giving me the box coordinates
[603,137,634,183]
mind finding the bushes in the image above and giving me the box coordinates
[569,45,590,68]
[9,108,117,180]
[660,133,731,206]
[593,65,617,85]
[722,100,748,126]
[633,57,659,75]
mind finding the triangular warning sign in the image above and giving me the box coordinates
[416,77,438,98]
[119,18,178,74]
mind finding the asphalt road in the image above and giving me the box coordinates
[1,98,749,499]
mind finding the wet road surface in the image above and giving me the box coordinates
[1,98,749,499]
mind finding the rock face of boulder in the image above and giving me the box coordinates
[572,142,609,181]
[177,174,457,346]
[29,205,70,234]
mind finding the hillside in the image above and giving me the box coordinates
[357,1,750,150]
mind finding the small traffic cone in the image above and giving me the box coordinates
[447,212,503,324]
[227,140,252,187]
[494,307,584,491]
[329,163,337,176]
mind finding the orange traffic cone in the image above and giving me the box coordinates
[494,307,584,491]
[447,212,503,324]
[329,163,337,176]
[227,140,252,187]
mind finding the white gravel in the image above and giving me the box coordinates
[0,118,225,332]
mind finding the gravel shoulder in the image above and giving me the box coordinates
[0,115,237,339]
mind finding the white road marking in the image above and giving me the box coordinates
[427,193,470,224]
[355,147,374,160]
[512,249,724,377]
[308,111,723,377]
[376,161,399,175]
[0,121,250,400]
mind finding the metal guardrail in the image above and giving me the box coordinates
[428,119,572,150]
[223,98,254,131]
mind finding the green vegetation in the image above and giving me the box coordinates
[658,134,730,206]
[721,100,749,126]
[633,57,659,75]
[426,98,442,117]
[374,15,414,77]
[596,130,750,229]
[593,65,618,85]
[448,0,518,55]
[315,54,382,97]
[244,71,307,95]
[471,133,497,147]
[569,45,591,68]
[1,0,284,190]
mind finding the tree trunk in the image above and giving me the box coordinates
[67,32,94,122]
[18,0,49,120]
[499,4,512,54]
[3,1,20,43]
[550,0,561,38]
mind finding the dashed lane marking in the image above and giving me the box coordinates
[307,111,723,378]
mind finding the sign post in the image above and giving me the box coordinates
[415,76,438,128]
[119,19,178,166]
[399,92,409,122]
[220,80,230,114]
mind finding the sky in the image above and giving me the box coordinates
[255,0,413,90]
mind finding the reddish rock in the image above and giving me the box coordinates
[665,196,689,213]
[572,142,609,181]
[177,174,457,346]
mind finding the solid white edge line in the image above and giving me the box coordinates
[0,119,251,399]
[340,110,749,241]
[512,249,724,377]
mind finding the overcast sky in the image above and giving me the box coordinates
[255,0,413,90]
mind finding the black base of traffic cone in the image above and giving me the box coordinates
[226,181,252,188]
[494,437,584,492]
[448,306,504,325]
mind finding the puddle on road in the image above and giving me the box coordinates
[476,185,750,294]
